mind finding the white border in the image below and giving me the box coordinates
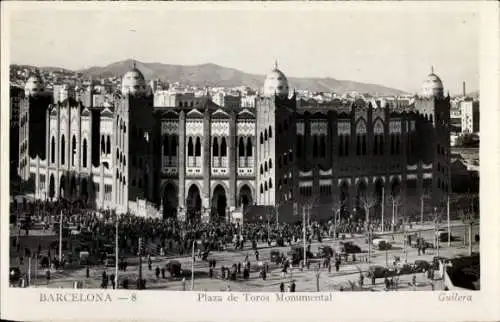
[1,2,499,322]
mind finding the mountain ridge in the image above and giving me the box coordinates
[14,59,409,95]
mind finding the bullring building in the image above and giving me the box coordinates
[17,63,450,223]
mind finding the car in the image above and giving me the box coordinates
[373,239,392,250]
[340,242,361,254]
[414,260,431,272]
[9,267,22,285]
[396,263,414,275]
[270,250,282,264]
[365,265,389,279]
[317,245,334,258]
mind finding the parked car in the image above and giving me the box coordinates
[166,260,182,277]
[365,265,389,279]
[414,260,431,272]
[340,242,362,254]
[373,239,392,250]
[270,250,282,264]
[9,267,21,285]
[317,245,334,258]
[397,263,414,275]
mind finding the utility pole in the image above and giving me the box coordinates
[420,195,424,225]
[115,214,119,289]
[303,206,306,268]
[368,228,372,264]
[447,195,451,247]
[59,210,63,263]
[138,237,143,289]
[434,207,440,258]
[28,256,31,287]
[191,240,195,290]
[391,199,395,233]
[275,202,279,226]
[381,186,385,233]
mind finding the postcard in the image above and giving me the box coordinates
[1,1,499,321]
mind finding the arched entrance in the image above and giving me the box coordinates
[49,175,55,200]
[374,179,384,220]
[187,185,202,223]
[162,183,178,219]
[70,176,77,200]
[81,178,89,203]
[211,185,227,222]
[356,181,367,221]
[339,182,349,217]
[239,185,253,211]
[59,175,66,199]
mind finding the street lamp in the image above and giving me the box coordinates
[433,207,440,258]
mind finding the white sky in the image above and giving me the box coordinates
[8,4,479,94]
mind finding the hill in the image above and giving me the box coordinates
[77,59,407,95]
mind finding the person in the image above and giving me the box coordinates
[182,277,186,291]
[328,260,332,273]
[155,266,160,279]
[335,260,340,272]
[287,283,291,292]
[255,250,259,261]
[86,265,90,278]
[359,273,364,287]
[46,268,51,285]
[412,274,417,287]
[290,280,296,292]
[279,282,285,292]
[161,267,166,279]
[237,262,241,274]
[209,267,213,278]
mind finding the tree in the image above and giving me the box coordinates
[360,195,377,228]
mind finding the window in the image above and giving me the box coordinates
[61,135,66,165]
[82,139,87,168]
[163,135,169,156]
[116,148,120,161]
[260,133,264,145]
[106,135,111,155]
[269,179,273,189]
[296,136,302,158]
[71,136,77,166]
[239,137,245,157]
[187,137,194,156]
[194,137,201,157]
[171,137,177,156]
[338,135,344,156]
[212,138,219,157]
[362,135,367,155]
[313,136,318,157]
[101,135,105,154]
[264,162,268,172]
[269,126,273,138]
[320,136,326,158]
[373,136,379,155]
[220,138,227,157]
[246,138,253,157]
[260,165,264,175]
[264,130,268,141]
[269,159,273,169]
[51,137,55,163]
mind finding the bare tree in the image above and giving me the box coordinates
[360,195,378,229]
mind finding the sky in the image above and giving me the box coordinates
[8,4,479,94]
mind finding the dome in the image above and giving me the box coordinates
[24,73,45,97]
[262,61,289,98]
[121,64,146,96]
[421,67,444,99]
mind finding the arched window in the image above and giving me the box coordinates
[163,135,169,156]
[239,137,245,157]
[212,137,219,157]
[220,138,227,157]
[313,136,318,157]
[264,162,268,172]
[71,135,77,166]
[373,136,379,155]
[116,148,120,161]
[320,136,326,157]
[51,137,55,163]
[338,135,344,156]
[106,135,111,155]
[379,135,384,155]
[171,136,177,156]
[362,135,367,155]
[82,139,87,168]
[260,133,264,145]
[246,138,253,157]
[61,135,66,165]
[260,165,264,175]
[101,136,105,154]
[296,136,302,158]
[260,184,264,194]
[269,179,273,189]
[195,137,201,156]
[264,130,268,141]
[123,156,126,166]
[268,126,273,138]
[187,137,194,156]
[264,182,268,191]
[269,159,273,169]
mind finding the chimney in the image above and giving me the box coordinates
[463,81,466,97]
